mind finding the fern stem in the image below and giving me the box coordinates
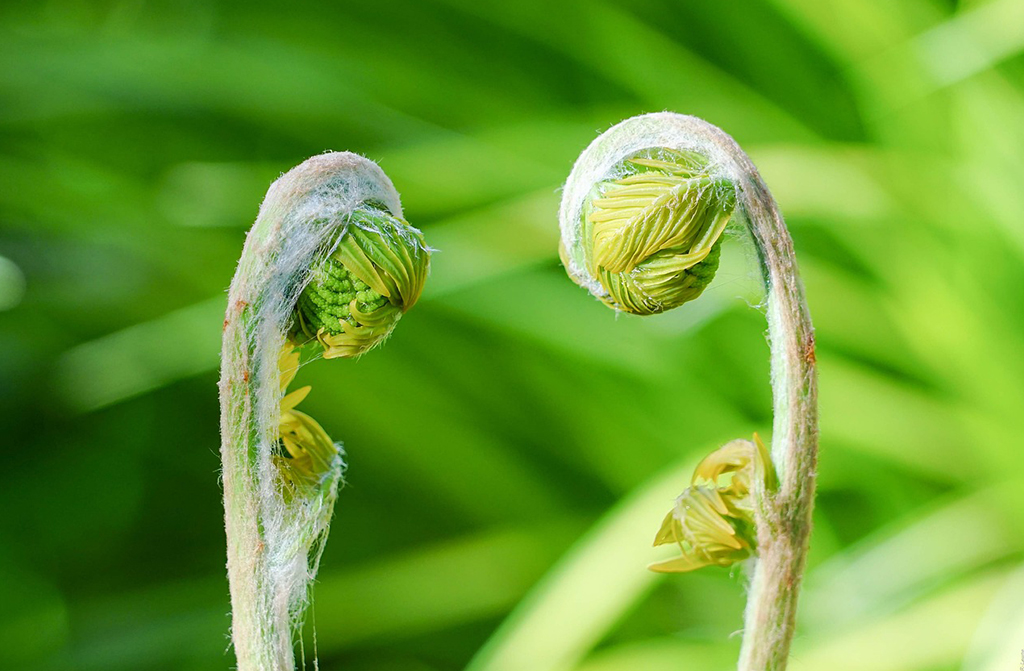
[560,113,818,670]
[218,152,414,670]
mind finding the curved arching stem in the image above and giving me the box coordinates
[712,125,818,671]
[561,113,818,670]
[220,153,406,670]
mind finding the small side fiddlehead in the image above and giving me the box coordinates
[559,113,818,671]
[649,435,775,574]
[219,152,430,671]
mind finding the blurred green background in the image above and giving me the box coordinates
[2,0,1024,669]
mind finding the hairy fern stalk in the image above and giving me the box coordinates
[219,152,429,670]
[560,113,818,671]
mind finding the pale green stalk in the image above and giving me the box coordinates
[560,113,818,670]
[219,152,429,670]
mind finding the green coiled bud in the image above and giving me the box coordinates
[560,148,736,315]
[650,435,776,573]
[558,114,818,671]
[295,204,430,358]
[221,151,434,670]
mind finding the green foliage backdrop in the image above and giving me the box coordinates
[2,1,1023,669]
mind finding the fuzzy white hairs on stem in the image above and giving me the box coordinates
[219,153,403,670]
[560,113,818,671]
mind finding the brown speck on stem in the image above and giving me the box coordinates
[804,333,816,365]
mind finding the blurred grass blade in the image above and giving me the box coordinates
[961,563,1024,671]
[572,640,735,671]
[801,486,1018,631]
[913,0,1024,89]
[53,526,574,670]
[312,525,575,650]
[790,569,1009,671]
[466,453,719,671]
[55,297,223,412]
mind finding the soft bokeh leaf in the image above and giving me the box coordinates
[2,1,1022,669]
[465,455,707,671]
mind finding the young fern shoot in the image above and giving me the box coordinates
[219,152,430,671]
[559,113,817,671]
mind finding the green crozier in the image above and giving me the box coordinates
[561,148,736,315]
[295,205,430,358]
[558,113,818,671]
[221,152,433,671]
[650,435,776,573]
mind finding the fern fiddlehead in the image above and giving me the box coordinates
[219,152,430,670]
[560,113,818,671]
